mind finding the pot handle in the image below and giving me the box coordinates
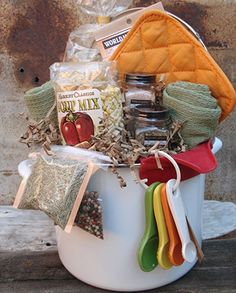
[167,12,208,51]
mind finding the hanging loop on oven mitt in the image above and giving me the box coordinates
[139,140,217,185]
[163,81,221,149]
[111,10,236,121]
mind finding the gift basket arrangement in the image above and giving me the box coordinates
[14,1,236,291]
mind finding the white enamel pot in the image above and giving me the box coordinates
[52,138,222,291]
[18,139,222,291]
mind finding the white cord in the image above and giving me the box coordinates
[149,150,181,192]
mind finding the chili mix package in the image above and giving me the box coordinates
[50,61,124,146]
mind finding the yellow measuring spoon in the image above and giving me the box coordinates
[153,183,172,270]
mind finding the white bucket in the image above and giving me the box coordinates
[55,138,222,291]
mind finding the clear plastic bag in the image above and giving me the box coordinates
[64,1,133,62]
[78,0,133,23]
[50,61,124,146]
[50,61,118,90]
[13,148,110,233]
[64,24,101,62]
[49,144,112,165]
[75,190,104,239]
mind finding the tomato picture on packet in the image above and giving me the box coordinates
[61,111,94,146]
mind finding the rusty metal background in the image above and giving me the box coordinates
[0,0,235,204]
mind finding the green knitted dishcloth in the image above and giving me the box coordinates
[163,81,221,149]
[24,81,58,124]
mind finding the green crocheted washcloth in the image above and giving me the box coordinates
[24,81,57,124]
[163,81,221,149]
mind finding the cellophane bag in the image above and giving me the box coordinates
[77,0,133,24]
[75,190,104,239]
[64,24,101,63]
[50,61,124,146]
[13,146,111,233]
[64,0,133,62]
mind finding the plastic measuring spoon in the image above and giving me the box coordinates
[160,184,184,266]
[153,183,172,270]
[166,179,197,263]
[138,182,160,272]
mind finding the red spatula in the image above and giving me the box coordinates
[139,140,217,185]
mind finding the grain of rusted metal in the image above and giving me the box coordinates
[163,1,208,40]
[2,0,235,90]
[5,0,80,89]
[134,0,236,50]
[133,0,207,40]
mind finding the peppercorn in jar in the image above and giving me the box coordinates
[133,105,172,147]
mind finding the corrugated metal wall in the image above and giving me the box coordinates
[0,0,235,204]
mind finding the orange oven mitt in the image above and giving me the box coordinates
[111,10,236,121]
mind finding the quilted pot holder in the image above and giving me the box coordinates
[111,10,236,121]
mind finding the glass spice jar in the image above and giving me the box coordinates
[123,73,157,108]
[133,105,172,147]
[123,73,157,137]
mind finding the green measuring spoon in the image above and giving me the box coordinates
[137,182,160,272]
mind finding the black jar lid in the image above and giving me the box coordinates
[134,105,170,120]
[125,73,156,85]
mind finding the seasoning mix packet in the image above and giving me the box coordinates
[75,190,103,239]
[50,61,124,146]
[64,24,101,63]
[63,0,134,62]
[14,155,98,233]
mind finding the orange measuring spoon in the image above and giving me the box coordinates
[161,184,184,266]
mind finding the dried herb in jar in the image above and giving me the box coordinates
[133,105,172,147]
